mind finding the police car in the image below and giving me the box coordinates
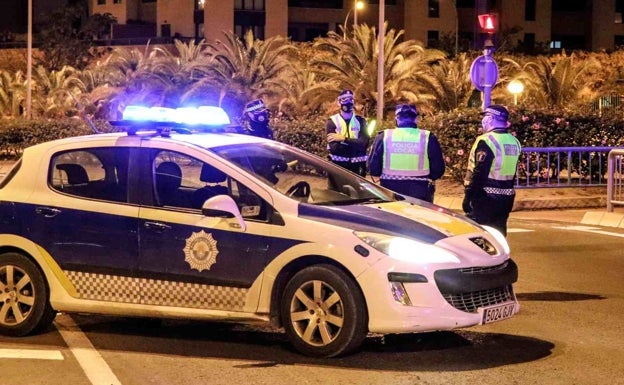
[0,105,519,357]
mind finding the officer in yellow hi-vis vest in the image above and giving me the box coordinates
[463,105,521,236]
[367,104,445,202]
[326,90,370,176]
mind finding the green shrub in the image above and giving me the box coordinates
[2,109,624,185]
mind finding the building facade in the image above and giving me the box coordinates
[89,0,624,52]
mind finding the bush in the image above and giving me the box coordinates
[2,108,624,184]
[0,118,113,158]
[420,107,624,183]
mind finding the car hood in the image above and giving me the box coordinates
[298,200,481,244]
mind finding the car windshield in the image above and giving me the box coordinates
[211,142,398,205]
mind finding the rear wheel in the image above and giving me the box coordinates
[0,253,56,336]
[281,264,368,357]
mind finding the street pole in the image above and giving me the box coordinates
[354,0,358,26]
[482,38,494,108]
[376,0,385,126]
[26,0,32,119]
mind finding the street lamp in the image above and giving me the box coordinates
[507,79,524,105]
[343,1,365,37]
[354,0,365,26]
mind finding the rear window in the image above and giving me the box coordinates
[0,159,22,190]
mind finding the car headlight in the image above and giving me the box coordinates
[482,226,510,255]
[354,231,460,264]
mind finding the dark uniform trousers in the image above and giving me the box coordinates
[469,191,515,236]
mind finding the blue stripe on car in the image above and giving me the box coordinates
[297,203,446,243]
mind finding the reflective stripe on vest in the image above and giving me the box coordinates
[329,114,360,141]
[381,128,430,177]
[466,132,521,182]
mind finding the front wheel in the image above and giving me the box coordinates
[281,264,368,357]
[0,253,56,336]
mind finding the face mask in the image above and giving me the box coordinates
[340,103,354,113]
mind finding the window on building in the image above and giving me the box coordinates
[97,0,105,4]
[456,0,475,7]
[428,0,440,18]
[552,0,585,12]
[288,0,342,8]
[235,0,265,10]
[550,40,562,49]
[427,30,440,47]
[196,0,205,9]
[143,0,157,2]
[524,33,535,50]
[525,0,536,21]
[366,0,398,5]
[235,25,264,40]
[113,0,122,3]
[617,0,624,12]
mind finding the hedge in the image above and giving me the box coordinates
[2,109,623,183]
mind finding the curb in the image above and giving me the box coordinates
[434,195,606,212]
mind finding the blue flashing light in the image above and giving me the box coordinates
[120,105,231,126]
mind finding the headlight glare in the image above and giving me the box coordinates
[354,232,460,264]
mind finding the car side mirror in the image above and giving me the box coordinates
[201,195,246,231]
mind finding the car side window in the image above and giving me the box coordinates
[49,148,130,203]
[151,150,270,221]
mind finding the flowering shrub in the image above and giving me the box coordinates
[1,108,623,184]
[420,107,624,182]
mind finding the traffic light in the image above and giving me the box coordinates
[478,13,498,33]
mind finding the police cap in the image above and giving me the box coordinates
[244,99,267,114]
[337,90,354,104]
[483,105,509,121]
[395,104,418,118]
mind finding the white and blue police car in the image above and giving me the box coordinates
[0,106,519,357]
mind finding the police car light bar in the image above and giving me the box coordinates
[111,105,232,135]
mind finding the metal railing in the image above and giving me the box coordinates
[607,149,624,212]
[515,146,614,188]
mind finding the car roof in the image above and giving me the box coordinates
[24,131,270,153]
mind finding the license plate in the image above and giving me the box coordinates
[478,302,516,324]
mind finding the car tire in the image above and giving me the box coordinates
[0,252,56,336]
[281,264,368,357]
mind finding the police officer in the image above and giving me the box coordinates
[367,103,445,203]
[243,99,273,139]
[463,104,521,236]
[326,90,369,176]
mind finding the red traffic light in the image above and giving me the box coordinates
[478,13,498,33]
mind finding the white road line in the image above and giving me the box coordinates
[507,228,534,233]
[0,348,64,360]
[55,314,122,385]
[553,225,624,238]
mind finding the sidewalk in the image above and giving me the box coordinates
[433,179,624,229]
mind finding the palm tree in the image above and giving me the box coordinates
[184,30,296,116]
[88,44,170,118]
[311,23,446,118]
[416,52,477,112]
[0,70,26,118]
[503,52,602,109]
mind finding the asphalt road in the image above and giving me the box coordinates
[1,212,623,385]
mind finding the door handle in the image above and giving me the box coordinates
[143,221,171,232]
[35,207,61,218]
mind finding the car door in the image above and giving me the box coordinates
[25,146,142,302]
[136,147,283,311]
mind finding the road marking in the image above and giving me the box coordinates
[55,314,122,385]
[508,228,534,233]
[0,348,64,360]
[553,225,624,238]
